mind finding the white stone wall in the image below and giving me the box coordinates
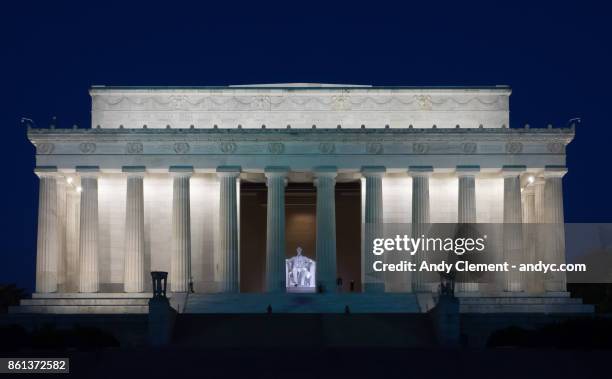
[475,176,504,222]
[98,175,126,291]
[382,175,412,224]
[90,86,511,130]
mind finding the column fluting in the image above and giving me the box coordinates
[265,167,289,292]
[35,167,59,293]
[502,167,525,292]
[170,166,193,293]
[217,166,241,293]
[362,166,385,292]
[410,166,432,292]
[456,166,479,293]
[522,182,538,293]
[543,166,567,292]
[78,167,100,293]
[123,167,146,293]
[314,166,338,292]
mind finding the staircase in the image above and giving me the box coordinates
[184,293,421,313]
[458,292,594,313]
[9,293,154,314]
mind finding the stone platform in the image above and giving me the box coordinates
[8,292,594,314]
[456,292,594,313]
[184,293,421,313]
[9,293,158,314]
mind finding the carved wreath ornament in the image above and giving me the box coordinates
[366,142,383,154]
[505,142,523,154]
[173,142,190,154]
[547,142,564,153]
[79,142,96,154]
[412,143,429,154]
[462,142,477,154]
[268,143,285,154]
[219,142,237,153]
[318,142,335,154]
[37,143,54,154]
[126,142,143,154]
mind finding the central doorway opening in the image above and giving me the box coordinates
[239,181,361,292]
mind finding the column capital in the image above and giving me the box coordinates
[456,165,480,177]
[361,166,386,177]
[264,166,289,178]
[523,185,536,195]
[34,166,59,178]
[216,166,242,178]
[313,166,338,179]
[543,165,568,178]
[122,166,146,177]
[169,165,193,177]
[76,165,100,178]
[501,165,526,177]
[409,165,434,177]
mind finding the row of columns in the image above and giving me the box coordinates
[360,165,567,293]
[34,164,340,294]
[35,164,567,294]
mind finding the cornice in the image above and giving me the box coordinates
[27,127,574,158]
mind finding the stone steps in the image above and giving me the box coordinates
[458,295,594,313]
[9,293,160,314]
[184,293,421,314]
[9,304,149,314]
[20,298,150,306]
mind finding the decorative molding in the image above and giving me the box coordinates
[268,142,285,154]
[366,142,383,154]
[318,142,335,154]
[173,142,190,154]
[126,142,143,154]
[219,142,237,154]
[27,129,574,158]
[547,142,564,154]
[79,142,96,154]
[415,95,433,111]
[92,93,507,112]
[36,143,55,154]
[462,142,477,154]
[505,142,523,154]
[413,143,429,154]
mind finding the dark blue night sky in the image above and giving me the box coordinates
[1,1,610,291]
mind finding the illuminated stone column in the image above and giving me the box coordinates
[56,178,67,291]
[78,166,100,293]
[170,166,193,293]
[123,166,146,293]
[65,187,80,292]
[456,165,479,293]
[361,166,385,292]
[217,166,241,293]
[522,181,538,293]
[265,166,289,292]
[410,166,432,292]
[543,166,567,292]
[314,166,337,292]
[35,167,59,293]
[502,166,525,292]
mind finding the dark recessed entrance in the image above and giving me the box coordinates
[239,181,361,292]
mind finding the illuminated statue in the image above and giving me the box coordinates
[286,246,316,291]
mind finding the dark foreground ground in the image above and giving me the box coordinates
[2,347,610,378]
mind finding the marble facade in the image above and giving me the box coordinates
[22,84,584,313]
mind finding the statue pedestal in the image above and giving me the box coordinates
[286,286,316,293]
[430,293,460,348]
[148,297,176,347]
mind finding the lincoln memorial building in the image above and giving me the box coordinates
[15,83,593,314]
